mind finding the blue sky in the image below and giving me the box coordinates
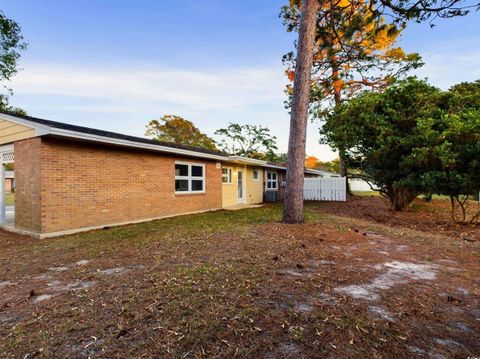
[3,0,480,160]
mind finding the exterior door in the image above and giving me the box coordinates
[237,170,244,203]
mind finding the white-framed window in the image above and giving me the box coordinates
[266,171,278,190]
[252,170,259,181]
[175,162,205,194]
[222,168,232,184]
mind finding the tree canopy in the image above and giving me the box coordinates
[0,94,26,115]
[421,81,480,224]
[0,10,27,92]
[145,115,217,151]
[282,0,422,106]
[282,0,422,179]
[305,155,340,172]
[215,123,279,160]
[321,77,480,221]
[321,77,445,210]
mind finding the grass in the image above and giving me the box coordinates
[5,192,14,206]
[0,201,478,358]
[352,190,380,197]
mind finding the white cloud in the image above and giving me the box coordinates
[9,61,339,161]
[10,43,479,164]
[412,42,480,89]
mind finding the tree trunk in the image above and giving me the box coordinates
[283,0,319,224]
[386,186,417,211]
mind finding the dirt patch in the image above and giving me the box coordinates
[313,196,480,241]
[0,202,478,358]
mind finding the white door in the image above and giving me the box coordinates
[237,170,244,203]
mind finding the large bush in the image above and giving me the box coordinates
[321,78,448,210]
[322,77,480,220]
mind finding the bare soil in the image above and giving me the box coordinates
[314,196,480,241]
[0,201,479,358]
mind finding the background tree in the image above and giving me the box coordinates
[305,155,341,172]
[0,10,26,89]
[0,10,27,113]
[0,94,26,115]
[266,151,288,164]
[320,158,340,173]
[322,77,445,210]
[282,0,422,182]
[215,123,279,159]
[305,155,321,169]
[145,115,217,151]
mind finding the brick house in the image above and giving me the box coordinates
[0,112,324,238]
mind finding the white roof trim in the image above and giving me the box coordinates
[0,113,338,175]
[0,113,227,161]
[48,127,227,161]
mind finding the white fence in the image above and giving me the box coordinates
[304,177,347,201]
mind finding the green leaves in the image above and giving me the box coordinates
[145,115,218,151]
[321,77,480,213]
[214,123,280,161]
[0,10,27,92]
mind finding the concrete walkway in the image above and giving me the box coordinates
[223,204,263,211]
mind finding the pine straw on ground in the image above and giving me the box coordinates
[0,200,479,358]
[314,196,480,241]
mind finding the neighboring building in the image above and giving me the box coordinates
[0,112,324,238]
[5,171,14,193]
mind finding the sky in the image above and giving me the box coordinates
[2,0,480,161]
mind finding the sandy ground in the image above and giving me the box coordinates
[0,199,479,358]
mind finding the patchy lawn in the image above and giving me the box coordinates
[0,200,479,358]
[5,193,14,206]
[318,196,480,242]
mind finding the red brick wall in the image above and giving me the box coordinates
[17,137,222,234]
[15,138,42,232]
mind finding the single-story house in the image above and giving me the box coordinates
[0,111,325,238]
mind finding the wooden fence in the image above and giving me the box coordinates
[304,177,347,201]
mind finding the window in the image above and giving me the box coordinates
[252,170,259,181]
[266,171,278,190]
[222,168,232,184]
[175,162,205,193]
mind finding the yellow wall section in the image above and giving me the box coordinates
[221,164,264,207]
[0,119,36,145]
[246,166,263,204]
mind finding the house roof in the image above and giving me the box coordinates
[0,111,227,157]
[0,111,337,176]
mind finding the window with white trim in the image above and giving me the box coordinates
[175,162,205,193]
[252,170,259,181]
[222,168,232,184]
[266,171,278,190]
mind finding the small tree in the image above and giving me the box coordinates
[421,81,480,224]
[215,123,279,158]
[322,78,446,210]
[146,115,217,151]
